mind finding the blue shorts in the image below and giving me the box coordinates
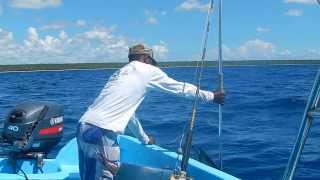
[76,123,120,180]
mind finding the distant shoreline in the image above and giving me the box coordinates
[0,60,319,72]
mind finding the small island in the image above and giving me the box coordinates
[0,60,319,72]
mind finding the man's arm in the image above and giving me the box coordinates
[147,67,217,103]
[127,114,150,144]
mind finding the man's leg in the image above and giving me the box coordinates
[95,130,120,180]
[77,123,101,180]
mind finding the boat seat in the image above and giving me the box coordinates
[115,163,173,180]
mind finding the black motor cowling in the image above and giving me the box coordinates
[1,101,63,155]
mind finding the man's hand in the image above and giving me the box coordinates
[147,135,156,145]
[213,91,225,105]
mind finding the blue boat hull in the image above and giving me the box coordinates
[0,135,240,179]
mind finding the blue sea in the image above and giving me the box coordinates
[0,65,319,180]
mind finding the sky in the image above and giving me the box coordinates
[0,0,319,65]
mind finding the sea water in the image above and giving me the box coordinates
[0,65,319,180]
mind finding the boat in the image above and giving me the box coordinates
[0,135,240,180]
[0,101,240,180]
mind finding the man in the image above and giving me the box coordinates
[77,44,225,180]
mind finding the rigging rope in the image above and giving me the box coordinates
[180,0,214,173]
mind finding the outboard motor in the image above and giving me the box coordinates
[0,101,63,171]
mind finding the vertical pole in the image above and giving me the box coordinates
[218,0,224,170]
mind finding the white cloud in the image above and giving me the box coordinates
[176,0,210,12]
[205,39,277,60]
[281,49,292,56]
[152,41,169,59]
[206,39,320,60]
[83,26,115,40]
[76,20,86,27]
[0,26,319,64]
[283,0,317,5]
[58,30,68,40]
[39,21,67,31]
[256,26,272,33]
[9,0,62,9]
[79,26,129,60]
[161,11,167,16]
[237,39,275,59]
[145,9,158,25]
[0,28,15,48]
[146,16,158,25]
[23,27,63,54]
[0,28,21,62]
[307,48,320,58]
[27,27,38,41]
[144,9,167,25]
[0,25,171,64]
[0,25,134,64]
[284,9,303,16]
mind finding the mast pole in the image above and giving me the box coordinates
[218,0,224,170]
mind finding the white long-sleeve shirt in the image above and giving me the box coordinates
[127,114,150,144]
[80,61,214,136]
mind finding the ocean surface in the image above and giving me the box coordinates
[0,65,319,180]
